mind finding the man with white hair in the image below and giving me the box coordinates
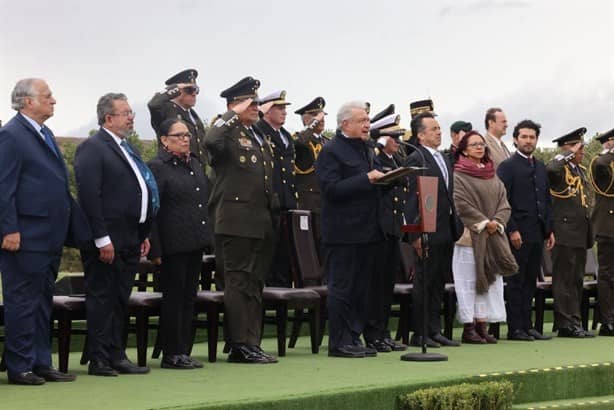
[316,101,385,358]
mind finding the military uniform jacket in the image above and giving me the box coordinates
[546,153,593,249]
[590,149,614,239]
[256,119,297,210]
[497,153,553,242]
[294,126,325,214]
[205,110,278,239]
[377,151,407,238]
[148,91,208,166]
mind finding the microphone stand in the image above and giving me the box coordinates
[399,141,448,362]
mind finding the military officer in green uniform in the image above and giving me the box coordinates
[547,127,594,338]
[205,77,279,363]
[148,69,209,172]
[293,97,327,249]
[589,128,614,336]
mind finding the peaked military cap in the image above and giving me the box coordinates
[409,99,434,118]
[365,102,371,114]
[596,127,614,143]
[259,90,291,106]
[294,97,326,115]
[220,76,260,103]
[371,114,401,131]
[165,69,198,86]
[450,120,473,134]
[370,104,395,123]
[552,127,587,146]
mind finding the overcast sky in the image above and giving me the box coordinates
[1,0,613,147]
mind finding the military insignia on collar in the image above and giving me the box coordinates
[239,155,246,163]
[239,136,253,148]
[251,154,258,163]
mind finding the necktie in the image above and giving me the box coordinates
[120,140,160,215]
[248,128,263,146]
[528,156,534,167]
[433,151,449,187]
[40,126,60,158]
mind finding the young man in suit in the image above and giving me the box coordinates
[0,78,85,384]
[405,112,463,348]
[74,93,158,376]
[497,119,555,341]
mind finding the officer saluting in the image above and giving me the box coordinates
[547,127,594,338]
[589,128,614,336]
[148,69,209,172]
[205,77,279,363]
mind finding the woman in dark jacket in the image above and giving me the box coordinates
[148,118,211,369]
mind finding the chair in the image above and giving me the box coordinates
[52,275,87,373]
[582,249,599,330]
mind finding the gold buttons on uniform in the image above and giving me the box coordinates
[190,171,194,175]
[196,187,200,191]
[282,167,286,172]
[198,204,203,208]
[235,197,239,201]
[201,221,206,225]
[610,210,613,214]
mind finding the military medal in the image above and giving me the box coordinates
[251,155,257,163]
[239,155,246,163]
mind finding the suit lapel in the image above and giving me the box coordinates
[98,129,136,171]
[16,114,69,178]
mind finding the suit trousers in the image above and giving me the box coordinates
[324,241,381,351]
[159,250,202,356]
[82,246,139,363]
[217,227,274,347]
[363,238,399,342]
[552,245,586,329]
[0,251,60,376]
[411,241,453,336]
[597,238,614,324]
[506,241,543,332]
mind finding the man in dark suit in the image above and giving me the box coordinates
[317,100,386,358]
[148,69,209,172]
[443,121,472,166]
[546,127,594,338]
[256,90,297,287]
[0,78,85,384]
[497,119,554,341]
[205,77,278,364]
[589,128,614,336]
[74,93,158,376]
[405,112,463,348]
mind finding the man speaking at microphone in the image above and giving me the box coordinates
[316,100,385,358]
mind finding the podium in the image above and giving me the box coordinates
[400,176,448,362]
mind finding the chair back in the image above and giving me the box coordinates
[287,210,323,287]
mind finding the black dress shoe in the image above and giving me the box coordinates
[227,345,269,363]
[383,338,408,351]
[249,345,278,363]
[88,359,118,377]
[508,329,535,341]
[161,355,194,369]
[599,323,614,336]
[558,326,586,338]
[431,333,461,347]
[8,371,45,385]
[366,340,392,353]
[526,328,552,340]
[34,366,76,382]
[328,345,366,358]
[409,334,441,348]
[111,359,150,374]
[182,355,204,368]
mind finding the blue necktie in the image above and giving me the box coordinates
[40,126,60,158]
[120,140,160,216]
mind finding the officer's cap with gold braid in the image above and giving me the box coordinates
[220,76,260,103]
[370,104,395,124]
[165,69,198,86]
[294,97,326,115]
[371,114,401,132]
[409,99,435,119]
[552,127,587,146]
[259,90,291,106]
[596,128,614,144]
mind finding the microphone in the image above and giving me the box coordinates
[369,128,406,139]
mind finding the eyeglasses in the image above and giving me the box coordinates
[467,142,486,148]
[183,86,200,95]
[167,132,192,139]
[109,111,136,118]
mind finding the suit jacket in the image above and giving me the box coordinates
[590,149,614,239]
[497,153,553,242]
[205,110,278,239]
[74,128,153,250]
[148,91,208,166]
[484,133,512,169]
[0,113,90,252]
[404,145,463,245]
[294,126,326,214]
[316,130,383,244]
[256,119,297,210]
[377,151,407,238]
[546,153,593,249]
